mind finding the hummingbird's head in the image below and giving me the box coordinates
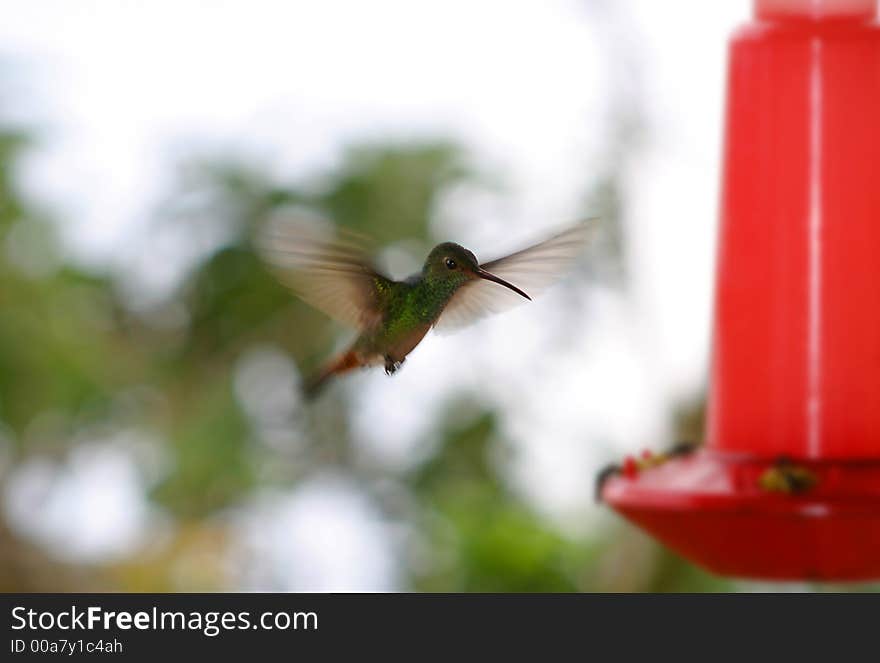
[422,242,530,300]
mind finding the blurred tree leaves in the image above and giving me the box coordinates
[0,116,728,592]
[0,126,123,437]
[411,410,595,591]
[322,143,468,243]
[151,378,254,517]
[0,130,30,233]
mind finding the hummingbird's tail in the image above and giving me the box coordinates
[303,350,362,398]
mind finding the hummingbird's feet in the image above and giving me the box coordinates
[384,356,404,376]
[758,457,818,494]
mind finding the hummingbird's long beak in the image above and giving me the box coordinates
[475,268,531,300]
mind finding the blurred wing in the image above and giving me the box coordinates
[434,219,596,333]
[258,217,393,330]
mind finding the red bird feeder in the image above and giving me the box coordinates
[603,0,880,580]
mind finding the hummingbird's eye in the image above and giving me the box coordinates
[445,258,457,270]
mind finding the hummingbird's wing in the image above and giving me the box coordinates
[258,217,393,331]
[433,219,596,333]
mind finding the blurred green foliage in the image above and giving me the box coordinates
[412,411,595,591]
[0,113,734,593]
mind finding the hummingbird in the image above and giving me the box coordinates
[260,217,595,397]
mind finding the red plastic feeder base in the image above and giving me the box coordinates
[602,450,880,581]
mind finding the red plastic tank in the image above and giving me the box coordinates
[602,0,880,580]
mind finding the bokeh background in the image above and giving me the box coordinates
[1,0,866,592]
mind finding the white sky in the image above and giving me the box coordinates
[0,0,753,589]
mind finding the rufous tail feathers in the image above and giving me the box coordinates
[303,350,362,398]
